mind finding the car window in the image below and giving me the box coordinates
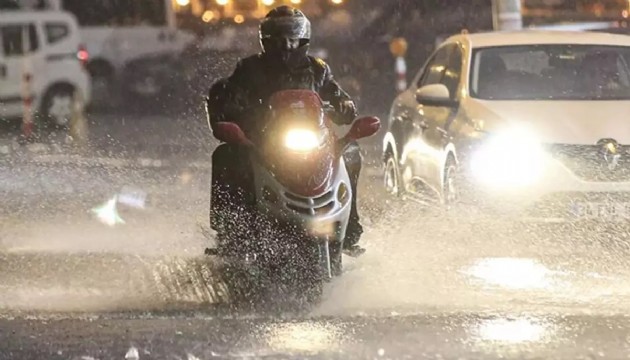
[1,25,24,57]
[441,44,463,99]
[417,45,452,88]
[45,23,70,44]
[1,24,38,57]
[471,45,630,100]
[28,24,38,52]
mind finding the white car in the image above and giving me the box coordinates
[383,30,630,222]
[0,10,91,126]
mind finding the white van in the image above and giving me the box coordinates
[44,0,195,101]
[0,10,91,126]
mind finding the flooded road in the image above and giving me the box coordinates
[3,153,630,358]
[3,312,630,359]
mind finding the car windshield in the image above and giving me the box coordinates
[470,44,630,100]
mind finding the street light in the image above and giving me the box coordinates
[202,10,215,22]
[290,0,301,4]
[175,0,190,6]
[331,0,342,4]
[216,0,228,5]
[262,0,275,5]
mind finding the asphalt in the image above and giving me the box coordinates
[3,111,630,359]
[3,312,630,359]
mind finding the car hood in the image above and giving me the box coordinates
[465,99,630,144]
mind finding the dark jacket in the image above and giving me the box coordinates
[206,53,356,138]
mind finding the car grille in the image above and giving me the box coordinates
[546,144,630,182]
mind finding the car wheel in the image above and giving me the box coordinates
[87,60,117,111]
[384,151,404,197]
[442,156,480,218]
[91,74,110,100]
[443,157,460,209]
[41,87,76,128]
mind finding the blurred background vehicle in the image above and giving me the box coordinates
[0,9,91,127]
[46,0,196,108]
[15,0,196,108]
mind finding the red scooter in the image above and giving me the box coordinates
[210,89,380,303]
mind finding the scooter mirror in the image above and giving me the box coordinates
[214,122,251,145]
[345,116,381,141]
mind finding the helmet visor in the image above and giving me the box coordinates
[260,16,310,40]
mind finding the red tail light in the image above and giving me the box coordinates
[77,44,89,68]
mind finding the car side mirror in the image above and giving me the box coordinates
[415,84,457,107]
[213,122,252,146]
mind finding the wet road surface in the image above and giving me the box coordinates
[4,118,630,358]
[3,312,630,359]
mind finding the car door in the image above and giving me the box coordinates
[409,44,453,193]
[419,43,464,192]
[0,22,43,119]
[0,30,7,116]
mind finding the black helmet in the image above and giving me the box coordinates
[260,6,311,46]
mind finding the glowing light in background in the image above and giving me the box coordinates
[331,0,343,4]
[234,14,245,24]
[464,257,559,290]
[262,0,275,5]
[175,0,190,6]
[476,318,549,343]
[91,196,125,227]
[216,0,229,5]
[264,322,342,353]
[202,10,215,22]
[290,0,302,4]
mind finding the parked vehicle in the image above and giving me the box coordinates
[44,0,194,104]
[0,10,91,126]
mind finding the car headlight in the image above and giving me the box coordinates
[470,128,546,187]
[284,129,320,152]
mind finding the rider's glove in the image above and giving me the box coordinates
[337,99,357,125]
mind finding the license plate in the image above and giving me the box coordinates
[569,202,630,220]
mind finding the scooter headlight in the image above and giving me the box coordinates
[284,129,320,152]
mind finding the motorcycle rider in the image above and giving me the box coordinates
[206,5,365,257]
